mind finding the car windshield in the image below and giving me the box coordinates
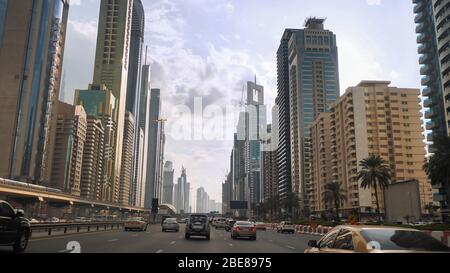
[164,218,177,223]
[129,217,143,222]
[190,215,207,223]
[360,229,450,252]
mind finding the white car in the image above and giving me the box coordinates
[277,221,296,234]
[214,218,227,229]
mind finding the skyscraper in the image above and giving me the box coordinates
[80,118,104,200]
[92,0,133,203]
[144,89,163,208]
[125,0,146,207]
[261,124,279,202]
[288,18,340,215]
[413,0,450,139]
[119,111,135,205]
[276,29,298,201]
[75,84,117,201]
[413,0,450,210]
[51,102,87,196]
[0,0,70,184]
[163,161,175,205]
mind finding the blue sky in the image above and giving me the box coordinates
[62,0,422,204]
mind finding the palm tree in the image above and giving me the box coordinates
[357,155,391,223]
[322,182,347,221]
[423,135,450,209]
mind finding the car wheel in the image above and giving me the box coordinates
[252,237,257,241]
[13,231,29,253]
[125,228,128,232]
[185,234,190,239]
[206,234,210,240]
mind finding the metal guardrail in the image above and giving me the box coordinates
[31,221,125,236]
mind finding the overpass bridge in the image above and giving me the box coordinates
[0,178,180,219]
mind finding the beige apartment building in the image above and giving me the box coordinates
[51,102,87,196]
[310,81,433,216]
[310,112,333,213]
[80,118,105,200]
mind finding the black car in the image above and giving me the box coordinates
[0,200,31,252]
[185,214,210,240]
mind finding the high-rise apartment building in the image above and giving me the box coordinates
[51,102,87,196]
[75,84,117,201]
[162,161,174,205]
[80,118,104,200]
[0,0,69,184]
[92,0,133,203]
[311,81,433,215]
[197,187,206,213]
[119,111,135,205]
[144,89,164,208]
[261,124,279,202]
[131,127,145,207]
[413,0,450,209]
[309,112,333,213]
[288,18,340,214]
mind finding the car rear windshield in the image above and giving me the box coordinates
[285,222,293,225]
[190,215,207,223]
[360,229,450,252]
[164,219,177,223]
[236,221,252,226]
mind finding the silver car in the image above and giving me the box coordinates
[162,218,180,232]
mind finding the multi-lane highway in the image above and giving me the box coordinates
[0,224,322,253]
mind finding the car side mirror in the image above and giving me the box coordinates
[15,209,24,218]
[308,240,318,248]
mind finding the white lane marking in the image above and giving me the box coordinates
[287,245,296,250]
[229,243,233,247]
[156,250,164,253]
[170,241,176,245]
[178,236,183,239]
[107,239,118,242]
[224,238,227,241]
[132,234,139,237]
[269,240,273,242]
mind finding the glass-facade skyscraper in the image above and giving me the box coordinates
[0,0,69,185]
[288,18,340,215]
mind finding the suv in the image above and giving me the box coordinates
[0,200,31,252]
[185,214,210,240]
[214,217,227,229]
[277,221,296,234]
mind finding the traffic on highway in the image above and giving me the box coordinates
[1,201,449,254]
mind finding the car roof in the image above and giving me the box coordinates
[335,225,420,232]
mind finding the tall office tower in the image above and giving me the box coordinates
[157,127,166,201]
[413,0,449,139]
[233,122,247,203]
[222,172,233,214]
[413,0,450,210]
[0,0,69,184]
[80,118,105,200]
[92,0,133,203]
[126,0,145,206]
[144,89,163,208]
[119,111,135,205]
[162,161,175,204]
[132,127,145,207]
[75,84,117,201]
[185,182,191,213]
[288,18,340,214]
[323,81,433,214]
[245,80,267,210]
[309,112,333,214]
[176,167,188,212]
[51,102,87,196]
[130,64,151,207]
[276,29,299,201]
[196,187,206,213]
[261,124,279,202]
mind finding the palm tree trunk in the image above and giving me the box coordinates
[335,201,340,221]
[374,183,381,223]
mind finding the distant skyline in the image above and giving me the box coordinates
[62,0,421,202]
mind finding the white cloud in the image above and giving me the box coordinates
[68,19,98,42]
[71,0,82,6]
[366,0,382,5]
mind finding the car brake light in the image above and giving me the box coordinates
[234,227,240,232]
[251,227,256,232]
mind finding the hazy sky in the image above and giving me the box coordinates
[61,0,421,203]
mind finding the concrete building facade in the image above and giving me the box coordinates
[162,161,174,205]
[119,111,135,205]
[0,0,69,185]
[51,102,87,196]
[311,81,433,216]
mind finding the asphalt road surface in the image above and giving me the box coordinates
[0,224,322,253]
